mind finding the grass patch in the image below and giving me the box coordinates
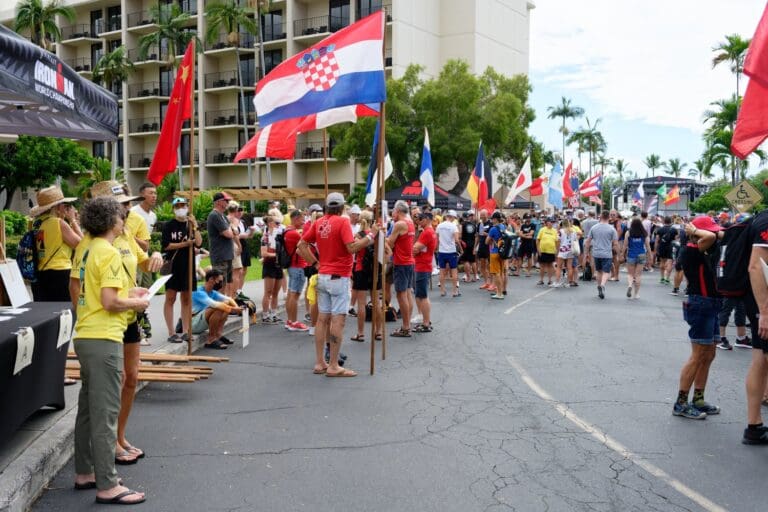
[199,257,263,281]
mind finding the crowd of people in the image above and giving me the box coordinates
[24,179,768,505]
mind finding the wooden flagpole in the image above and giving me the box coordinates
[186,39,197,355]
[322,128,329,196]
[378,108,387,362]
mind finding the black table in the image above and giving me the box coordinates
[0,302,71,444]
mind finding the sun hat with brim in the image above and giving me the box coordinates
[90,180,141,203]
[691,215,722,232]
[29,186,77,217]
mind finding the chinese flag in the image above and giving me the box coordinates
[147,41,195,185]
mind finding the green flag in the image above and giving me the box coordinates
[656,184,667,199]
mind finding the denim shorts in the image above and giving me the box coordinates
[287,267,306,294]
[316,274,351,315]
[626,254,646,265]
[683,295,722,344]
[594,257,613,273]
[393,264,415,292]
[437,252,458,269]
[414,271,431,299]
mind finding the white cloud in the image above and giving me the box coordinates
[530,0,766,133]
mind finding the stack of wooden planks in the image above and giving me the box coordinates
[66,352,228,384]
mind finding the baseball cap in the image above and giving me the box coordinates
[691,215,722,232]
[446,209,457,217]
[307,203,323,213]
[212,191,232,202]
[349,204,362,215]
[326,192,345,207]
[491,211,503,220]
[289,209,303,219]
[172,197,188,205]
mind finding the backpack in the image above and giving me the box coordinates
[661,227,676,244]
[498,226,517,260]
[16,219,43,282]
[275,228,294,269]
[715,215,758,297]
[581,261,593,281]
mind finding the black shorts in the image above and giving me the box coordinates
[459,250,476,263]
[166,266,194,291]
[240,247,252,268]
[477,242,490,259]
[123,320,141,344]
[352,270,371,291]
[518,242,535,258]
[657,244,673,260]
[538,252,555,264]
[262,260,284,280]
[745,294,768,353]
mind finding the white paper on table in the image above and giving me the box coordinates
[0,308,30,315]
[0,316,11,322]
[242,309,250,348]
[146,274,173,297]
[13,327,34,375]
[0,261,32,308]
[57,310,73,349]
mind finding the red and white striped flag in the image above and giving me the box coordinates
[589,195,603,205]
[579,173,602,197]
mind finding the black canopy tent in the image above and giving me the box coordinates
[386,181,472,211]
[0,24,118,141]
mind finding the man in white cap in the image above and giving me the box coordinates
[298,192,378,377]
[435,210,460,297]
[349,204,362,235]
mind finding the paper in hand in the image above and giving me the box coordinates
[147,274,173,297]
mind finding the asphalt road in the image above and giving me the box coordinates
[33,273,767,512]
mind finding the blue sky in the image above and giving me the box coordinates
[527,0,767,179]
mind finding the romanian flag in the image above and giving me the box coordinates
[466,141,495,210]
[664,185,680,205]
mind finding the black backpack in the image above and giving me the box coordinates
[715,215,758,297]
[498,226,517,260]
[275,229,294,269]
[661,227,676,244]
[581,261,593,281]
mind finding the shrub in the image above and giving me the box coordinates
[1,210,28,235]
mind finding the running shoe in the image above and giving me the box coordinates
[284,321,293,330]
[597,285,605,299]
[271,315,282,323]
[669,288,679,296]
[692,401,720,415]
[673,402,707,419]
[261,315,273,324]
[304,313,311,322]
[287,321,309,332]
[734,337,753,349]
[549,282,560,288]
[308,326,315,336]
[491,294,505,300]
[742,425,768,445]
[717,338,733,350]
[626,286,632,298]
[348,308,357,317]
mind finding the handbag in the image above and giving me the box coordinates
[571,233,581,256]
[161,221,190,275]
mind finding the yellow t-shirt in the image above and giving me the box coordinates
[537,226,559,254]
[306,274,318,305]
[73,232,147,323]
[37,214,73,271]
[125,210,150,242]
[73,237,128,343]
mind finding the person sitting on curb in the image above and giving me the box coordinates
[191,269,242,349]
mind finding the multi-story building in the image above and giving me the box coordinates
[1,0,533,198]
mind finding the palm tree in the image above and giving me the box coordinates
[643,154,663,177]
[702,95,740,185]
[14,0,75,50]
[576,117,605,176]
[594,153,613,177]
[138,3,199,67]
[93,46,134,94]
[204,0,258,47]
[77,158,124,198]
[614,158,630,183]
[664,158,687,178]
[690,158,713,181]
[547,97,584,165]
[566,129,586,171]
[712,34,751,99]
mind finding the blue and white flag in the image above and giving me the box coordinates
[632,181,645,207]
[364,120,393,206]
[547,161,564,210]
[419,128,435,206]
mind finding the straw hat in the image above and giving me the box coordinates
[29,186,76,217]
[90,180,141,203]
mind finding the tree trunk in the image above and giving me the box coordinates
[2,187,16,210]
[449,160,471,196]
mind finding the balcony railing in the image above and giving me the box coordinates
[205,32,257,51]
[130,153,153,168]
[65,57,93,73]
[293,15,347,37]
[204,70,240,89]
[385,47,392,67]
[357,2,392,21]
[61,24,98,40]
[127,81,170,98]
[102,14,122,33]
[261,22,287,42]
[206,147,240,164]
[205,109,240,126]
[127,10,157,28]
[129,117,161,133]
[127,47,169,63]
[178,0,198,15]
[296,141,334,160]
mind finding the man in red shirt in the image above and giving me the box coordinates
[412,212,437,333]
[386,200,416,337]
[284,210,310,332]
[297,193,377,377]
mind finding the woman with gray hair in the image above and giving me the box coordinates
[71,197,150,505]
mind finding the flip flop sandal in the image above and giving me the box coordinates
[95,489,146,505]
[375,333,383,340]
[75,479,122,490]
[64,378,77,386]
[452,292,461,297]
[391,328,411,338]
[350,334,365,342]
[124,445,145,459]
[114,450,138,466]
[313,367,328,375]
[204,340,228,350]
[413,324,432,333]
[326,368,357,377]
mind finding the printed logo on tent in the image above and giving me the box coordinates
[33,58,75,109]
[296,45,340,92]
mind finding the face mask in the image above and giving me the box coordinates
[175,207,188,218]
[213,281,224,291]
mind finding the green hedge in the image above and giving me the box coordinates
[1,211,28,235]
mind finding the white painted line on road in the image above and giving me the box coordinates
[505,354,728,512]
[504,288,554,315]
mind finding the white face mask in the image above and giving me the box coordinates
[175,207,188,218]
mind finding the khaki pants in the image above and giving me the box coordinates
[73,339,123,490]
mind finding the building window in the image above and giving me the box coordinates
[108,39,121,52]
[240,54,256,86]
[159,67,173,96]
[357,0,382,19]
[178,0,197,15]
[238,130,246,148]
[117,139,123,164]
[329,0,350,32]
[261,10,283,42]
[180,134,191,165]
[240,91,255,124]
[93,141,105,158]
[107,5,121,31]
[91,44,104,69]
[90,9,103,35]
[261,49,282,77]
[159,101,169,123]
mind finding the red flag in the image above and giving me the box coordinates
[562,161,575,198]
[529,177,545,196]
[147,42,195,185]
[589,195,603,206]
[732,3,768,160]
[234,118,302,162]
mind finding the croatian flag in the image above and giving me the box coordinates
[364,120,393,206]
[548,162,564,209]
[632,181,645,207]
[579,173,602,197]
[234,103,379,162]
[419,128,435,207]
[255,12,386,127]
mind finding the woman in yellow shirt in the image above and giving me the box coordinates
[536,217,560,286]
[29,186,83,301]
[72,196,149,505]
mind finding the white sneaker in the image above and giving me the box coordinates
[549,282,560,288]
[308,326,315,336]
